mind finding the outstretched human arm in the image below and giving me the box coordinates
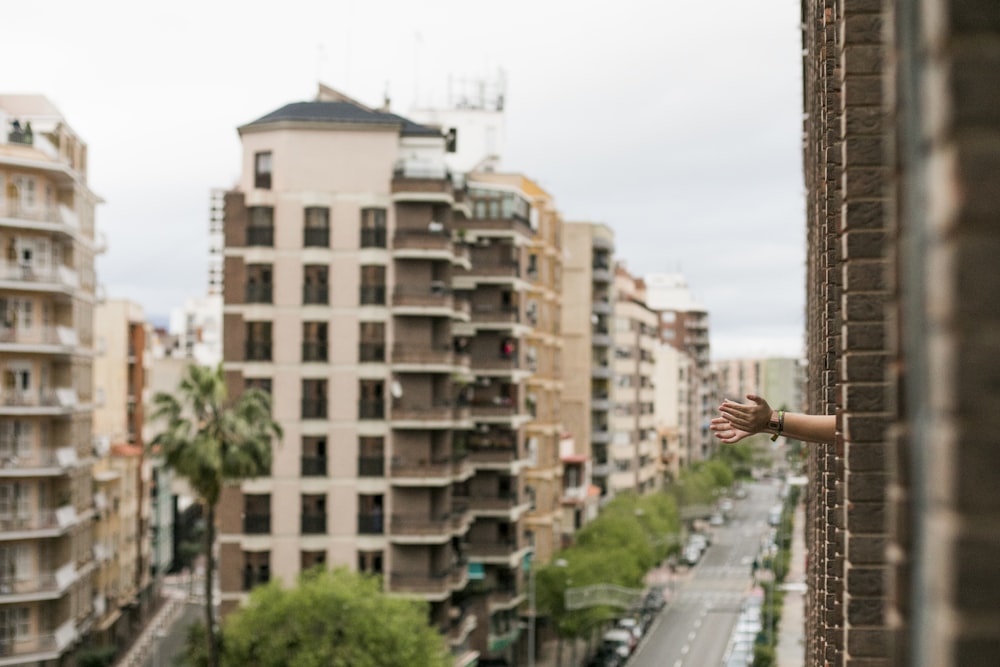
[714,394,836,444]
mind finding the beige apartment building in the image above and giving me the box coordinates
[607,266,660,496]
[91,299,156,643]
[217,85,561,665]
[0,95,99,664]
[645,274,716,463]
[560,222,615,502]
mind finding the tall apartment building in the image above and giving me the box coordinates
[561,222,615,499]
[645,273,716,462]
[0,95,99,663]
[607,265,660,496]
[652,342,687,479]
[91,299,156,641]
[219,84,566,666]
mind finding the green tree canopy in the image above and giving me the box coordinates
[220,568,452,667]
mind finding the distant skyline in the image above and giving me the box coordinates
[4,0,805,360]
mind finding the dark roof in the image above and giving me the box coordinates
[243,101,441,137]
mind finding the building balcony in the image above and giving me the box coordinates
[0,506,74,538]
[591,427,610,444]
[357,512,384,535]
[592,298,613,314]
[0,446,80,475]
[466,539,523,563]
[0,325,82,353]
[242,569,270,591]
[488,586,526,612]
[590,393,611,411]
[388,569,451,598]
[391,344,453,369]
[0,389,80,415]
[388,512,452,542]
[392,228,453,258]
[0,263,80,293]
[390,170,452,202]
[359,399,385,420]
[0,618,75,662]
[301,398,327,420]
[470,304,520,327]
[392,285,453,315]
[0,561,78,601]
[390,456,452,484]
[464,493,531,519]
[464,259,521,280]
[462,216,534,241]
[244,341,272,362]
[591,362,612,378]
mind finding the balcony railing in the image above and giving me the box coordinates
[389,569,451,595]
[302,341,328,362]
[360,228,387,248]
[245,283,273,303]
[297,455,325,476]
[391,456,452,478]
[300,513,327,534]
[245,341,272,361]
[243,514,271,534]
[358,456,385,477]
[301,398,327,420]
[357,512,384,535]
[303,284,329,305]
[390,512,451,535]
[360,286,386,305]
[392,343,452,366]
[0,263,80,289]
[466,539,519,559]
[359,399,384,420]
[303,227,330,247]
[246,226,274,247]
[359,342,385,362]
[242,568,270,591]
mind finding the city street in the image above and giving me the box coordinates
[627,481,781,667]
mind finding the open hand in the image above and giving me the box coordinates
[710,416,752,444]
[718,394,773,435]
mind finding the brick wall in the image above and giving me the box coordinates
[804,0,1000,665]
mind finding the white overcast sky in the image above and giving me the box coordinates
[4,0,805,361]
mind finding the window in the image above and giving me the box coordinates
[358,436,384,476]
[358,379,384,420]
[358,321,385,362]
[246,207,274,246]
[244,377,272,395]
[254,152,272,189]
[303,265,329,305]
[359,265,386,305]
[302,322,328,362]
[245,264,273,303]
[302,437,327,476]
[242,494,271,534]
[360,208,387,248]
[301,379,327,419]
[303,207,330,247]
[244,321,272,361]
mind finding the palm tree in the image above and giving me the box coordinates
[150,363,281,667]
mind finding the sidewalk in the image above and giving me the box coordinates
[776,501,806,666]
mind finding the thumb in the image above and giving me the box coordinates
[746,393,763,405]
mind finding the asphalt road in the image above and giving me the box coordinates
[627,481,781,667]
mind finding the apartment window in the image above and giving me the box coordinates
[254,152,272,189]
[301,436,327,477]
[303,265,329,305]
[358,495,384,534]
[242,494,271,534]
[301,379,327,419]
[358,322,385,362]
[358,550,383,575]
[360,208,387,248]
[359,265,386,305]
[303,207,330,247]
[302,321,328,363]
[358,436,384,477]
[300,494,327,535]
[244,321,272,361]
[241,551,270,591]
[246,207,274,246]
[0,606,29,642]
[245,264,273,303]
[358,380,384,420]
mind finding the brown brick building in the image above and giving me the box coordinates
[802,1,1000,665]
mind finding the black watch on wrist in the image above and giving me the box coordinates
[767,413,780,431]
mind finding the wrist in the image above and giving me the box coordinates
[769,410,785,441]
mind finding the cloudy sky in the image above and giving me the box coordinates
[4,0,805,360]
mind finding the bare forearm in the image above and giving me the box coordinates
[772,412,835,443]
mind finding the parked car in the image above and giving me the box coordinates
[601,628,635,657]
[618,616,644,643]
[710,512,725,526]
